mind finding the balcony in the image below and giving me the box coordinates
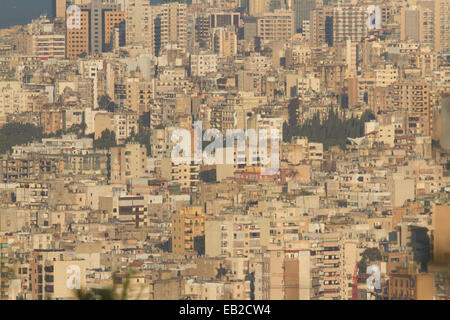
[44,285,54,293]
[44,275,54,283]
[44,266,54,273]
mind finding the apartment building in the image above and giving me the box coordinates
[66,0,123,58]
[257,9,294,43]
[398,160,444,196]
[126,0,154,50]
[124,77,153,114]
[98,195,148,227]
[391,81,431,136]
[410,49,438,76]
[206,217,261,259]
[30,250,87,300]
[310,5,366,48]
[249,0,270,16]
[109,143,147,184]
[190,52,217,77]
[266,241,312,300]
[15,182,50,205]
[41,110,63,135]
[0,155,62,182]
[162,159,200,193]
[399,5,434,50]
[432,204,450,265]
[212,27,238,57]
[66,9,89,59]
[281,138,324,164]
[309,6,334,48]
[31,33,65,59]
[94,111,139,144]
[194,15,211,49]
[333,6,367,45]
[51,0,67,21]
[375,65,398,88]
[171,206,205,255]
[0,236,8,300]
[434,0,450,53]
[291,0,316,31]
[388,268,434,300]
[103,10,125,49]
[153,2,188,55]
[116,196,148,227]
[0,81,29,125]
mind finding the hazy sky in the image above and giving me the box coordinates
[0,0,52,28]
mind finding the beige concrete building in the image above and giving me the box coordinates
[126,0,154,50]
[94,111,139,144]
[249,0,270,16]
[434,0,450,53]
[110,143,148,184]
[124,77,153,114]
[433,205,450,264]
[32,33,65,59]
[153,2,187,53]
[31,250,86,300]
[172,206,205,255]
[399,5,434,50]
[212,27,237,57]
[257,10,294,43]
[267,241,312,300]
[389,269,434,300]
[161,158,200,193]
[391,81,431,136]
[0,236,8,300]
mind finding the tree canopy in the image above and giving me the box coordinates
[98,95,119,113]
[0,122,43,154]
[283,105,375,149]
[357,247,382,280]
[94,129,117,150]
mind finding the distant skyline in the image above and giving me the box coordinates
[0,0,172,29]
[0,0,52,28]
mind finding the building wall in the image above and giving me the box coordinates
[66,10,89,59]
[0,236,8,300]
[441,95,450,151]
[172,206,204,255]
[257,10,294,43]
[126,0,154,50]
[433,205,450,264]
[103,11,125,46]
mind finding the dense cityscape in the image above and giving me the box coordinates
[0,0,449,301]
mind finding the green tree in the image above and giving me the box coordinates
[357,247,382,280]
[98,95,118,113]
[286,109,375,150]
[282,121,289,142]
[0,122,43,154]
[139,111,151,128]
[288,98,299,128]
[125,129,151,156]
[94,129,117,150]
[74,271,141,300]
